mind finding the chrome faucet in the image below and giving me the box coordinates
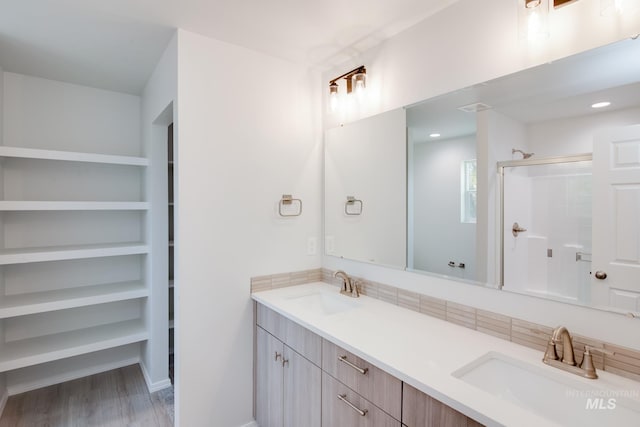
[334,270,359,298]
[543,326,614,379]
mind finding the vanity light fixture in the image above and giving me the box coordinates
[518,0,550,41]
[328,65,367,111]
[429,133,441,138]
[601,0,640,15]
[591,101,611,108]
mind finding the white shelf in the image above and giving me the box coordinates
[0,201,149,211]
[0,281,148,319]
[0,146,148,166]
[0,243,149,265]
[0,319,148,373]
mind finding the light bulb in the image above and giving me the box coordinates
[329,82,339,112]
[352,72,366,95]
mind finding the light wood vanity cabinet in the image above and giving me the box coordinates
[322,372,401,427]
[255,303,484,427]
[256,305,322,427]
[402,383,484,427]
[322,339,402,420]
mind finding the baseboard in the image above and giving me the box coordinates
[240,421,258,427]
[139,360,173,393]
[6,357,140,396]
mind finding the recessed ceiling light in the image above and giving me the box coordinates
[591,101,611,109]
[430,133,441,138]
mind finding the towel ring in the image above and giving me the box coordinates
[345,196,363,216]
[279,194,302,217]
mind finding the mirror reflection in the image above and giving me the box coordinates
[325,37,640,314]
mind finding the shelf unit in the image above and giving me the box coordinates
[0,144,150,381]
[0,281,147,318]
[0,201,149,211]
[0,146,148,166]
[0,319,148,372]
[0,243,149,265]
[168,124,175,381]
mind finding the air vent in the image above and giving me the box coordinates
[457,102,492,113]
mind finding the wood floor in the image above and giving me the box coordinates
[0,364,174,427]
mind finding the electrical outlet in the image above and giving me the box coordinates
[307,237,317,255]
[325,236,335,254]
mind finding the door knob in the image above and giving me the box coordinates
[512,222,528,237]
[594,271,607,280]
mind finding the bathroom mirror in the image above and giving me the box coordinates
[325,37,640,314]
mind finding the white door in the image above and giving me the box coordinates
[592,124,640,312]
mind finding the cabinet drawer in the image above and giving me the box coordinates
[322,339,402,420]
[322,372,400,427]
[402,383,484,427]
[256,303,322,366]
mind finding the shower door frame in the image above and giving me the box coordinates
[496,153,593,289]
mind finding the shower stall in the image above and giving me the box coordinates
[498,154,593,304]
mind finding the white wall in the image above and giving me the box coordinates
[141,33,177,393]
[322,0,640,350]
[176,30,321,427]
[2,73,141,156]
[411,135,476,279]
[527,106,640,156]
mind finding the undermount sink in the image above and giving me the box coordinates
[453,352,640,426]
[286,291,360,315]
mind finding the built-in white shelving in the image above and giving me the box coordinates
[0,281,147,318]
[0,146,148,166]
[0,319,148,373]
[0,77,155,396]
[0,201,149,211]
[0,243,149,265]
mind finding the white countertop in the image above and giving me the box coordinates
[252,282,640,427]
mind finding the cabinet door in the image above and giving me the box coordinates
[256,327,284,427]
[402,383,483,427]
[283,345,321,427]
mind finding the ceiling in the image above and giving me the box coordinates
[0,0,459,95]
[407,37,640,143]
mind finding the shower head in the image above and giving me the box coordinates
[512,148,534,159]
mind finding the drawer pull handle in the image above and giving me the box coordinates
[339,355,368,375]
[337,394,368,417]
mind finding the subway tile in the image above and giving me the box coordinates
[358,280,378,298]
[419,295,446,320]
[270,273,291,289]
[289,270,309,286]
[377,283,398,305]
[398,289,420,312]
[446,303,476,330]
[250,275,272,292]
[307,268,323,282]
[477,310,511,340]
[251,280,272,293]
